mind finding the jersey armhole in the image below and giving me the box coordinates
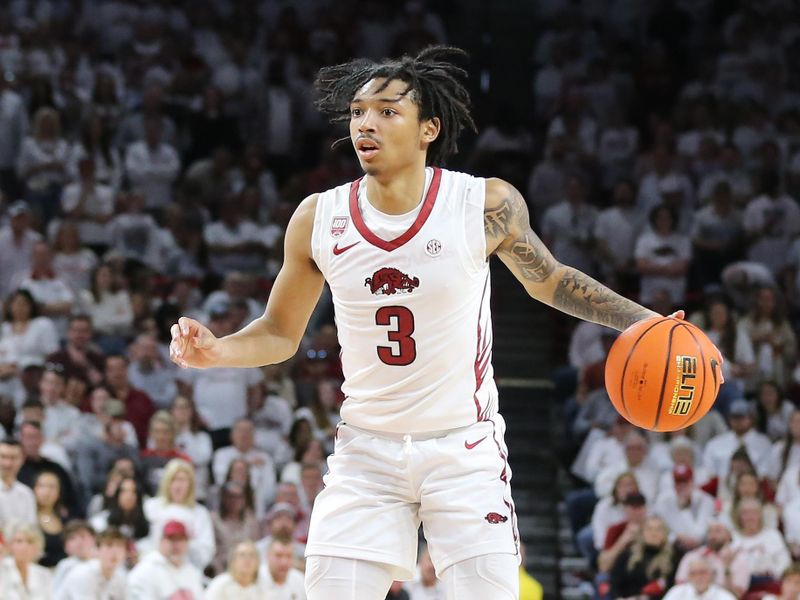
[309,192,327,276]
[457,176,489,276]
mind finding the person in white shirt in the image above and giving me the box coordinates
[594,180,641,284]
[52,221,99,295]
[654,465,716,551]
[406,546,444,600]
[257,536,308,600]
[56,527,127,600]
[213,418,277,519]
[105,191,164,270]
[674,520,751,598]
[60,157,115,249]
[142,458,215,571]
[743,170,800,275]
[171,395,213,501]
[16,107,70,227]
[206,540,271,600]
[766,408,800,484]
[664,556,737,600]
[52,520,98,591]
[635,204,692,306]
[0,289,59,371]
[762,564,800,600]
[15,240,76,337]
[0,438,36,526]
[780,495,800,558]
[177,309,263,447]
[1,521,52,599]
[594,431,660,500]
[0,201,42,299]
[703,399,772,478]
[540,174,598,276]
[124,116,180,212]
[127,333,177,410]
[203,200,273,276]
[127,520,205,600]
[729,497,791,581]
[40,366,82,452]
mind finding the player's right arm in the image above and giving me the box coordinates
[170,194,325,369]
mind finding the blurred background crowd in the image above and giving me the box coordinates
[0,0,799,598]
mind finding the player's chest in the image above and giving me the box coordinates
[324,226,472,304]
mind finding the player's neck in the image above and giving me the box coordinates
[363,164,428,216]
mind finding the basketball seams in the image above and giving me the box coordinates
[675,323,708,430]
[652,323,680,430]
[618,317,671,423]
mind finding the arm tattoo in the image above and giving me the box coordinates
[485,188,556,283]
[510,233,557,282]
[553,269,657,331]
[484,201,512,238]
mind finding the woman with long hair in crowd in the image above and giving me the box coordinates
[0,522,52,599]
[722,470,779,531]
[69,112,123,191]
[0,289,59,368]
[78,262,133,355]
[171,395,213,501]
[769,408,800,487]
[700,295,755,410]
[741,286,797,392]
[754,381,797,442]
[280,438,325,486]
[33,470,68,567]
[85,457,138,517]
[609,516,680,599]
[143,457,215,571]
[206,540,269,599]
[210,480,260,574]
[90,476,150,544]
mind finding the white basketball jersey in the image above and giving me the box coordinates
[311,167,499,433]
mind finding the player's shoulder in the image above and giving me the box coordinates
[483,177,522,210]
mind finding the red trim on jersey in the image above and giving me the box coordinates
[488,418,520,548]
[348,167,442,252]
[473,273,492,421]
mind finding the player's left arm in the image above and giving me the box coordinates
[484,178,661,332]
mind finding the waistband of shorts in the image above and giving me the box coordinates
[340,421,479,441]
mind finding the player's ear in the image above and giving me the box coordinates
[421,117,440,143]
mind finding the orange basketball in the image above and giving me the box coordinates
[604,317,723,432]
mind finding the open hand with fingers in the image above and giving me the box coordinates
[169,317,222,369]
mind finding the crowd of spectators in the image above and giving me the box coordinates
[524,1,800,599]
[0,0,544,598]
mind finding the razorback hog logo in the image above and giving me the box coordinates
[484,512,508,524]
[365,267,419,295]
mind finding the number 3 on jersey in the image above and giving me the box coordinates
[375,306,416,366]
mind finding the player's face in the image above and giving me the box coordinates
[349,78,438,176]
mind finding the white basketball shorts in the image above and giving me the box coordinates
[304,414,520,580]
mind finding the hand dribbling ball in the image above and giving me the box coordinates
[604,316,723,432]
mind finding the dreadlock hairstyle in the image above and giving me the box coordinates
[314,46,477,167]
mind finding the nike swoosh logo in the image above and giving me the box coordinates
[464,436,487,450]
[333,241,360,255]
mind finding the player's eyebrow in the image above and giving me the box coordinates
[350,97,405,105]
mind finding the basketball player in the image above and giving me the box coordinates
[170,47,677,599]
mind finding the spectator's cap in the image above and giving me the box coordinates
[673,464,694,483]
[728,399,754,418]
[622,492,646,507]
[658,174,683,194]
[7,200,29,217]
[266,502,298,521]
[105,399,125,419]
[162,520,188,539]
[669,435,694,454]
[208,302,230,319]
[18,356,44,370]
